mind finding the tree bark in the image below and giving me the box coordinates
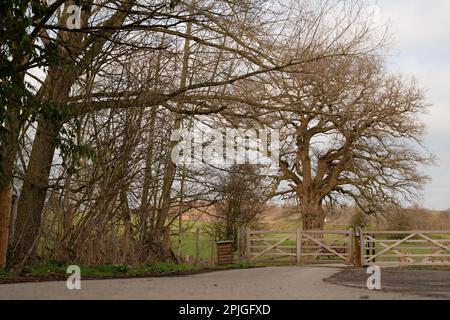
[0,187,12,269]
[0,109,25,268]
[154,18,192,240]
[10,117,60,268]
[299,196,326,261]
[300,197,326,231]
[154,117,180,238]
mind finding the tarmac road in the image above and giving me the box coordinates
[0,265,430,300]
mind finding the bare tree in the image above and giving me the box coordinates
[207,164,270,241]
[7,0,286,266]
[258,55,433,230]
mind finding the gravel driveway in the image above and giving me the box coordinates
[0,265,435,300]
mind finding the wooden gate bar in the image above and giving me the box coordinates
[418,233,450,252]
[250,238,290,260]
[296,228,302,265]
[365,234,414,264]
[365,233,417,263]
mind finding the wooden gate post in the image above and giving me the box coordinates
[245,227,251,261]
[354,227,362,268]
[195,228,200,265]
[237,227,242,262]
[209,231,216,266]
[296,228,302,265]
[347,228,354,265]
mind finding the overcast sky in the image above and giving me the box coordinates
[374,0,450,210]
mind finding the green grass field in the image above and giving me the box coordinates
[170,221,216,262]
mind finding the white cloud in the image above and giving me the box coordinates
[378,0,450,51]
[377,0,450,210]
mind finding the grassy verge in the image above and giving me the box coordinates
[0,260,254,284]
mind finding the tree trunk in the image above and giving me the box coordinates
[60,173,74,260]
[154,123,179,238]
[0,110,24,268]
[0,187,12,269]
[10,117,60,268]
[299,197,326,261]
[154,18,191,240]
[300,198,326,231]
[8,193,18,254]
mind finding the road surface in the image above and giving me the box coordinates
[0,265,430,300]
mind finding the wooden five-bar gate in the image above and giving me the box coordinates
[237,227,450,267]
[360,229,450,267]
[238,228,354,265]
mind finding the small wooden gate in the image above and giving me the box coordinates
[360,230,450,266]
[241,228,353,265]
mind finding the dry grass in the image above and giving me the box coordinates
[255,205,450,231]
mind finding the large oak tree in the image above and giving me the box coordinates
[259,56,433,229]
